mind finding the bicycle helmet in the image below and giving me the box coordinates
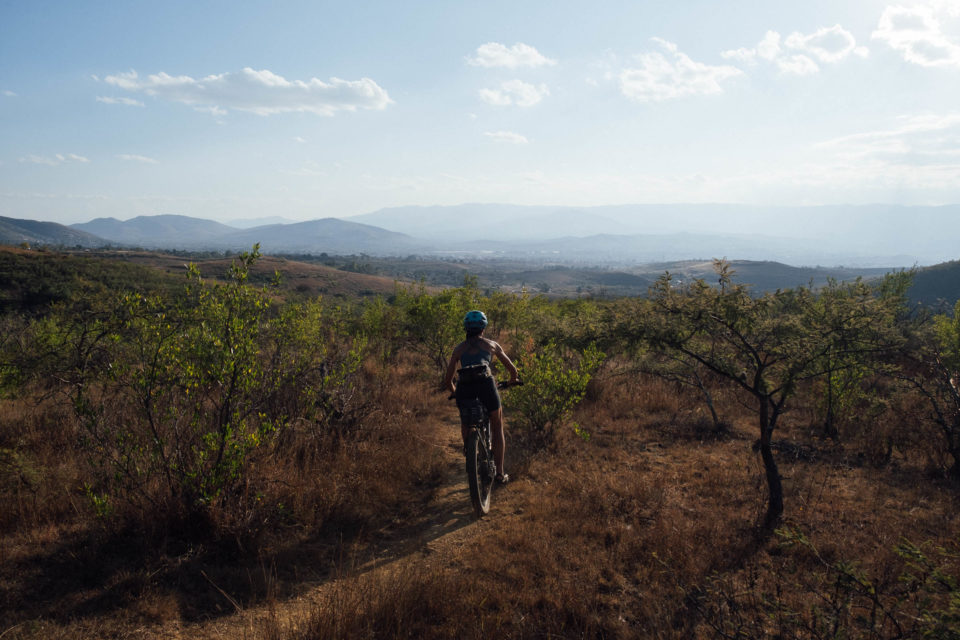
[463,310,488,331]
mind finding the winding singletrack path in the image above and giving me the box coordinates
[157,415,524,639]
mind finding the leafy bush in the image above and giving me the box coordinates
[506,342,604,441]
[16,246,367,535]
[394,278,479,378]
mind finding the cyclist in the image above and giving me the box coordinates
[444,310,519,484]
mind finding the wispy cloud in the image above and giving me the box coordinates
[19,153,90,166]
[116,154,157,164]
[484,130,529,144]
[619,38,742,102]
[816,112,960,163]
[479,79,549,107]
[872,4,960,68]
[723,25,867,75]
[3,90,16,97]
[96,95,144,107]
[468,42,556,68]
[102,67,393,116]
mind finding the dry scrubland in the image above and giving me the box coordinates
[1,247,959,639]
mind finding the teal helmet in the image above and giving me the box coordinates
[463,310,488,331]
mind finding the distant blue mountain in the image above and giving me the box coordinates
[350,203,960,266]
[70,214,423,255]
[72,215,239,247]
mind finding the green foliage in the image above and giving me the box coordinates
[355,295,404,366]
[904,298,960,477]
[17,245,367,524]
[0,248,176,315]
[934,299,960,373]
[808,275,909,439]
[635,261,908,525]
[506,342,604,439]
[394,277,480,377]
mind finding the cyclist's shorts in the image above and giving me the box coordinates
[455,376,501,414]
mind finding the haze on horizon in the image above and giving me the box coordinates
[2,0,959,227]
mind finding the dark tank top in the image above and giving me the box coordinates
[460,338,493,368]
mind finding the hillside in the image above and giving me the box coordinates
[0,247,178,314]
[79,249,404,298]
[72,215,238,247]
[70,215,424,256]
[0,216,106,248]
[909,259,960,309]
[221,217,424,255]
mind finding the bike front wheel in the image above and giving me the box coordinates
[465,429,493,518]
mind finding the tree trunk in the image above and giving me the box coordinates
[823,371,839,440]
[759,397,784,528]
[694,373,725,433]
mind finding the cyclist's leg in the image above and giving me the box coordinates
[490,406,505,477]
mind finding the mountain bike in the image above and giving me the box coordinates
[453,379,522,518]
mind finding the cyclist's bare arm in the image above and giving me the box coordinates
[443,342,468,393]
[492,341,520,382]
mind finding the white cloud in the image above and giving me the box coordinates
[19,153,90,166]
[479,79,549,107]
[102,67,392,116]
[293,136,306,143]
[484,130,529,144]
[3,90,16,97]
[467,42,556,68]
[777,54,820,75]
[96,95,144,107]
[785,25,867,63]
[619,38,742,103]
[722,30,782,64]
[117,154,157,164]
[724,25,867,75]
[872,4,960,68]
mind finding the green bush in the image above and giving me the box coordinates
[18,246,366,533]
[506,342,604,441]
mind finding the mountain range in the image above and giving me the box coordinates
[0,204,957,268]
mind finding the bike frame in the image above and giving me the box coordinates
[454,379,521,518]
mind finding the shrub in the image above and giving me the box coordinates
[506,341,604,441]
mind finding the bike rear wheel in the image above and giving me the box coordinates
[465,429,493,517]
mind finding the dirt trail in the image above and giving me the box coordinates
[165,417,519,639]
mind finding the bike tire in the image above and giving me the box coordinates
[465,429,493,518]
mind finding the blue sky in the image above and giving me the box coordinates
[2,0,959,225]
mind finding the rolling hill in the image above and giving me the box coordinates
[72,214,241,247]
[70,215,423,255]
[0,216,106,248]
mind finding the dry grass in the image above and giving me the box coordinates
[3,360,960,639]
[0,354,451,638]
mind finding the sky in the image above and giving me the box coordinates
[2,0,960,226]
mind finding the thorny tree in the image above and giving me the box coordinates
[639,261,906,527]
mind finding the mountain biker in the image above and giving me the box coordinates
[444,310,519,484]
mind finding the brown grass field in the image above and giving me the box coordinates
[3,342,959,639]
